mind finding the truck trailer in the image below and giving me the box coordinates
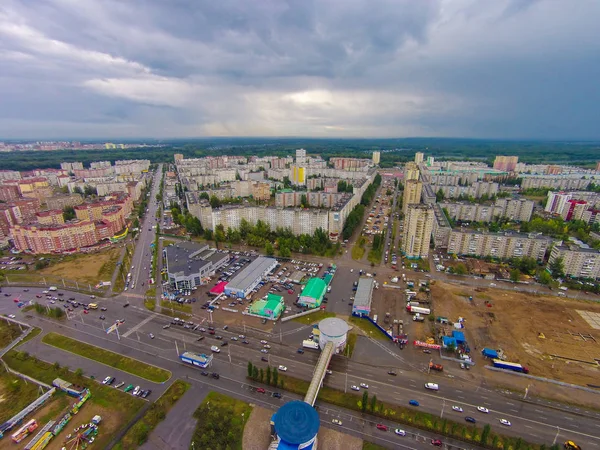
[302,340,319,349]
[406,305,431,315]
[491,359,529,374]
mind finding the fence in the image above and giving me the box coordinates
[281,307,322,323]
[351,313,394,341]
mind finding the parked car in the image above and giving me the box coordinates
[332,419,342,426]
[278,365,287,372]
[409,400,419,406]
[124,384,134,393]
[256,387,266,394]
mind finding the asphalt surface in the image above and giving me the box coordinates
[3,287,599,449]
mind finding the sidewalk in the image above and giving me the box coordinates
[140,383,207,450]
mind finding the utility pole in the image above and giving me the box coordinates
[552,426,560,445]
[440,399,446,418]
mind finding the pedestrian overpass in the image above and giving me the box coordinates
[303,341,335,406]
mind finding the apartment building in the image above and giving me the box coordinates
[0,184,20,202]
[549,244,600,279]
[330,158,372,171]
[447,230,552,261]
[440,198,534,223]
[372,151,381,165]
[0,170,22,181]
[36,209,65,226]
[403,180,423,215]
[521,175,594,190]
[493,155,519,172]
[421,183,436,205]
[432,204,451,248]
[415,152,425,164]
[402,204,434,258]
[545,191,572,214]
[404,162,420,181]
[431,181,499,199]
[290,165,306,186]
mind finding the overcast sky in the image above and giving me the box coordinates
[1,0,599,139]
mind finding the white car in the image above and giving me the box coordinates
[350,269,354,273]
[278,365,288,372]
[452,406,463,412]
[102,376,111,384]
[132,386,140,396]
[231,336,238,341]
[8,314,16,319]
[394,429,406,436]
[211,345,221,353]
[477,406,489,413]
[260,340,268,345]
[351,385,360,391]
[332,419,342,426]
[263,344,271,349]
[360,383,369,389]
[499,419,512,426]
[261,349,269,354]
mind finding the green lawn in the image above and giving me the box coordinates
[0,365,43,423]
[292,310,335,325]
[348,316,388,341]
[346,332,358,358]
[351,237,367,260]
[2,349,145,449]
[116,379,191,449]
[363,443,389,450]
[160,299,192,313]
[42,332,171,383]
[190,391,252,450]
[0,319,22,348]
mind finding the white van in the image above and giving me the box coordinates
[425,383,439,391]
[210,345,221,353]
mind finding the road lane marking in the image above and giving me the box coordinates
[506,402,515,406]
[122,313,158,337]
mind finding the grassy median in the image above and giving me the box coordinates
[117,379,191,449]
[42,332,171,383]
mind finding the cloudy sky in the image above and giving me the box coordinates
[1,0,599,139]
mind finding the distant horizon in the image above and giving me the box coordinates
[3,136,600,144]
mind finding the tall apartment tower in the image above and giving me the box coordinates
[296,148,307,165]
[372,151,381,165]
[402,204,435,258]
[174,153,184,162]
[403,180,423,215]
[415,152,424,164]
[404,162,420,181]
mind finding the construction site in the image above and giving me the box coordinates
[429,280,600,389]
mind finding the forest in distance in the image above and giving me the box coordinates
[2,137,599,171]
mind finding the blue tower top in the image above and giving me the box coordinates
[274,401,320,445]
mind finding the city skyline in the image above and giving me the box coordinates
[1,0,599,140]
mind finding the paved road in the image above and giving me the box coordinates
[4,289,598,449]
[129,164,163,298]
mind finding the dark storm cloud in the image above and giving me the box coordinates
[0,0,598,138]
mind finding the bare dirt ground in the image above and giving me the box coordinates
[242,406,274,449]
[40,248,120,285]
[432,280,600,390]
[317,426,363,450]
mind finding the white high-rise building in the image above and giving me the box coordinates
[296,148,307,165]
[402,204,434,259]
[415,152,425,164]
[372,151,381,165]
[403,180,423,215]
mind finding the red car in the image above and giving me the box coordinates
[287,289,294,294]
[431,439,442,447]
[320,305,326,310]
[209,330,215,335]
[83,310,89,314]
[376,424,388,431]
[256,388,266,394]
[13,298,19,303]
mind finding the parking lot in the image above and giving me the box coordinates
[159,251,329,330]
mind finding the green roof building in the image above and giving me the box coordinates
[249,293,285,319]
[299,277,327,308]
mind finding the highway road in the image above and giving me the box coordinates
[3,285,599,449]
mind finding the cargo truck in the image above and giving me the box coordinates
[429,362,443,371]
[491,359,529,374]
[406,305,431,315]
[302,340,319,349]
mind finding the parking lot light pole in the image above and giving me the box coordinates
[440,399,446,418]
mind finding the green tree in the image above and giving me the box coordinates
[272,367,279,387]
[266,365,272,385]
[370,394,377,412]
[265,242,275,256]
[75,368,84,377]
[549,256,565,277]
[480,423,491,445]
[83,184,97,197]
[63,206,76,221]
[259,368,264,383]
[247,362,253,378]
[510,268,521,283]
[361,391,368,413]
[73,186,83,195]
[454,263,468,275]
[436,188,445,202]
[252,366,259,379]
[209,195,222,208]
[199,192,210,201]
